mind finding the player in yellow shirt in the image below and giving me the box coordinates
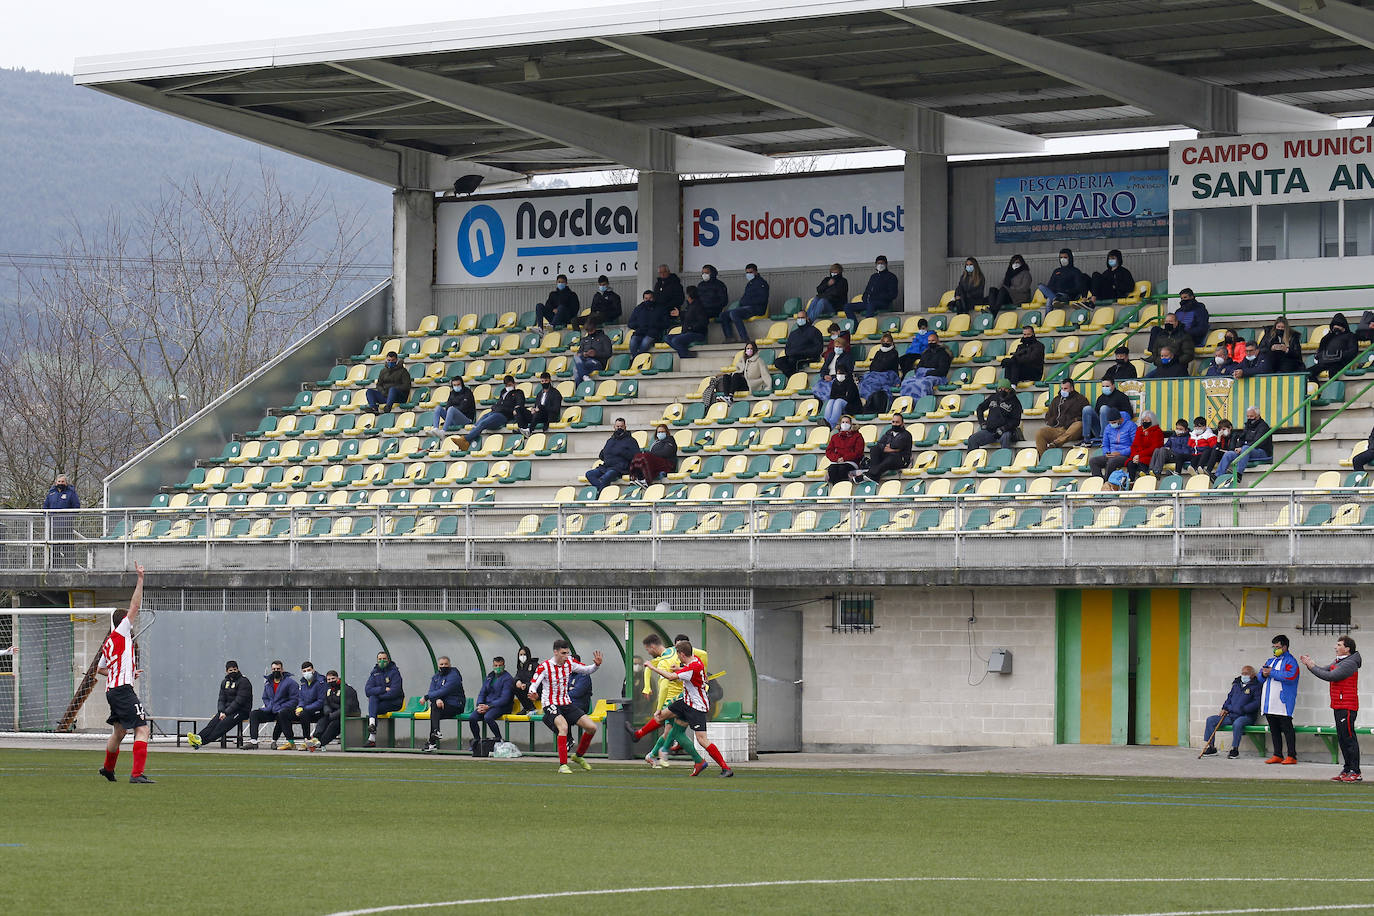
[632,633,705,768]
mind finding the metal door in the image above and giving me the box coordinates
[754,608,802,752]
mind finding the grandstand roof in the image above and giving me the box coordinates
[75,0,1374,188]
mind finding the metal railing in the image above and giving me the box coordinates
[13,488,1374,574]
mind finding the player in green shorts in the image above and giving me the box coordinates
[632,633,703,768]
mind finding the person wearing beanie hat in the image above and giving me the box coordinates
[187,660,253,749]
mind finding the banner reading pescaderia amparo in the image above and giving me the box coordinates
[994,170,1168,243]
[436,191,638,285]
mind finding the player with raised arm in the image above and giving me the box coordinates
[647,636,734,777]
[98,563,153,784]
[528,639,603,774]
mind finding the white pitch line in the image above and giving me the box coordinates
[1105,905,1374,916]
[324,878,1374,916]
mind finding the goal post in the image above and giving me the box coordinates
[0,608,118,732]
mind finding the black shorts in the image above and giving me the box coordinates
[667,699,708,732]
[106,684,148,729]
[540,703,588,733]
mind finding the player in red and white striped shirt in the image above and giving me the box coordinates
[527,639,602,774]
[648,636,734,777]
[97,564,154,784]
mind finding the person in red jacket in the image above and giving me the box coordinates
[1301,635,1363,782]
[825,416,866,484]
[1125,410,1164,481]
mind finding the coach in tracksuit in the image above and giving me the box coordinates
[1302,635,1363,781]
[283,661,326,746]
[189,660,253,748]
[422,657,466,752]
[1259,634,1301,765]
[364,651,405,746]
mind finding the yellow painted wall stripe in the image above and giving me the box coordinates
[1078,589,1115,745]
[1148,590,1181,746]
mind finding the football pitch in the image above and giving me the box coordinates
[3,748,1372,916]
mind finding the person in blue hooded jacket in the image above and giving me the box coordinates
[365,650,405,747]
[470,655,516,751]
[422,656,465,753]
[246,660,298,748]
[280,661,326,750]
[1201,665,1262,758]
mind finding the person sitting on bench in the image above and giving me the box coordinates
[422,656,465,753]
[246,660,298,748]
[364,651,405,748]
[470,655,516,753]
[312,670,358,751]
[1200,665,1261,759]
[187,660,251,749]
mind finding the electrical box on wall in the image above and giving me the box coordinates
[988,649,1013,675]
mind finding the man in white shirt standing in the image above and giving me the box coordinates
[97,564,153,784]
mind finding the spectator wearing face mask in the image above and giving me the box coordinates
[1038,248,1089,304]
[855,415,913,483]
[1088,408,1137,480]
[824,415,866,484]
[1259,316,1304,373]
[666,285,709,359]
[694,265,729,320]
[281,661,326,751]
[246,661,299,749]
[820,369,862,431]
[1088,249,1135,303]
[773,313,824,377]
[1206,349,1241,378]
[1212,406,1271,484]
[987,254,1033,314]
[1035,380,1090,456]
[898,332,951,400]
[1307,313,1359,383]
[187,660,253,750]
[470,657,515,753]
[812,333,856,419]
[968,382,1023,450]
[1218,329,1245,364]
[575,275,621,329]
[628,290,669,358]
[1150,418,1194,475]
[453,375,525,452]
[1103,345,1138,381]
[311,670,358,751]
[806,263,850,321]
[1001,326,1045,384]
[853,255,898,319]
[629,424,678,484]
[898,318,932,375]
[364,651,405,748]
[1197,419,1232,476]
[716,341,771,402]
[653,264,684,313]
[434,376,476,435]
[1124,410,1164,480]
[1145,345,1189,379]
[586,417,638,492]
[520,372,562,437]
[1174,288,1210,345]
[536,274,580,330]
[512,647,538,714]
[1147,313,1195,370]
[858,333,901,413]
[422,656,466,754]
[1082,378,1134,446]
[721,263,769,342]
[1200,665,1262,759]
[1232,340,1275,379]
[366,351,412,414]
[951,257,987,315]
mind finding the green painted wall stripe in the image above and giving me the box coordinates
[1177,591,1192,747]
[1135,596,1153,746]
[1110,591,1130,745]
[1056,590,1082,745]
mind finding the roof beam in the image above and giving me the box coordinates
[1250,0,1374,52]
[599,34,1041,156]
[332,59,774,174]
[890,7,1337,134]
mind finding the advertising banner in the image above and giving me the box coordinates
[1168,129,1374,209]
[994,170,1168,242]
[436,191,638,285]
[681,171,904,269]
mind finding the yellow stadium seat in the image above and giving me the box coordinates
[778,372,810,396]
[1051,336,1081,360]
[944,313,971,336]
[952,448,988,475]
[1030,506,1064,530]
[1052,447,1089,474]
[939,422,975,447]
[554,486,577,504]
[695,402,731,426]
[1026,476,1054,496]
[953,341,983,365]
[1328,503,1361,527]
[760,321,789,344]
[963,366,997,390]
[909,450,938,474]
[1005,447,1039,474]
[742,400,775,424]
[1077,476,1104,494]
[1145,505,1175,528]
[1131,474,1157,493]
[928,394,964,419]
[1080,306,1116,332]
[701,428,739,453]
[931,290,955,313]
[407,315,439,338]
[992,310,1020,335]
[750,427,785,452]
[1118,281,1152,306]
[228,441,261,465]
[761,455,795,479]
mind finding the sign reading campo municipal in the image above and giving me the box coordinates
[436,190,638,285]
[1168,128,1374,208]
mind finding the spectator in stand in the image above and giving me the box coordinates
[1124,410,1164,480]
[513,646,537,714]
[853,255,898,319]
[246,661,298,749]
[1145,345,1189,379]
[521,372,562,436]
[1206,349,1241,377]
[366,351,412,414]
[1200,664,1261,759]
[434,376,476,434]
[824,415,866,484]
[312,670,358,751]
[721,263,770,342]
[1103,345,1138,381]
[1088,249,1135,302]
[899,332,951,400]
[806,263,850,320]
[1037,248,1089,304]
[536,274,580,330]
[627,290,668,358]
[43,474,79,511]
[1088,408,1137,480]
[628,423,678,484]
[421,655,466,754]
[773,313,824,377]
[1218,329,1246,364]
[819,369,862,431]
[187,660,252,750]
[1001,326,1045,384]
[1232,340,1275,378]
[576,276,621,329]
[653,264,685,314]
[1352,425,1374,472]
[1150,418,1194,476]
[586,417,638,492]
[364,650,405,748]
[1307,313,1359,383]
[898,318,933,376]
[1103,467,1130,492]
[1174,289,1210,345]
[470,656,515,753]
[987,254,1032,314]
[855,415,913,483]
[1258,316,1304,373]
[813,333,857,423]
[951,256,987,315]
[1196,418,1232,476]
[572,322,613,385]
[819,323,843,365]
[1301,635,1363,782]
[967,382,1023,450]
[666,285,709,359]
[454,375,525,451]
[694,265,729,321]
[1035,379,1090,456]
[1082,377,1134,445]
[280,661,325,751]
[817,331,856,385]
[1260,634,1300,765]
[717,341,771,402]
[43,473,81,567]
[858,332,901,413]
[1212,406,1271,483]
[1186,417,1218,473]
[1146,313,1195,371]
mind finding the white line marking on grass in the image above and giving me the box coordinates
[324,878,1374,915]
[1104,905,1374,916]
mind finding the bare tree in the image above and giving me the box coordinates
[0,168,372,508]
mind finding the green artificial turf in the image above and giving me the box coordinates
[3,748,1373,915]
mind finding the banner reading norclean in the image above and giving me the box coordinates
[994,170,1168,242]
[436,191,638,285]
[1168,129,1374,208]
[681,171,904,269]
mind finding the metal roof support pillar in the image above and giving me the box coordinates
[637,170,680,301]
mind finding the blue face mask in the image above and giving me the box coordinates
[1108,259,1118,268]
[965,264,975,273]
[597,285,607,292]
[745,272,755,281]
[556,282,567,290]
[1240,675,1252,684]
[1161,356,1172,364]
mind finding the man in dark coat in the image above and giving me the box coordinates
[1201,665,1262,758]
[1213,407,1272,483]
[536,274,580,329]
[967,382,1023,449]
[1147,313,1195,370]
[470,655,516,751]
[852,255,899,319]
[312,670,359,750]
[422,656,466,753]
[577,276,622,329]
[522,372,562,435]
[187,660,253,748]
[1043,248,1089,303]
[366,352,412,414]
[1308,313,1360,383]
[653,264,685,313]
[694,265,729,320]
[856,415,913,483]
[1001,326,1045,384]
[586,417,638,492]
[364,650,405,747]
[773,314,824,377]
[667,286,710,358]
